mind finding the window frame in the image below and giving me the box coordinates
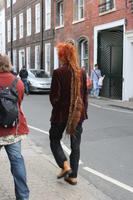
[35,45,40,69]
[27,8,32,36]
[56,0,64,27]
[19,13,23,39]
[13,16,16,41]
[35,3,40,33]
[73,0,84,22]
[7,0,10,8]
[99,0,115,14]
[45,43,51,75]
[13,49,17,72]
[26,47,31,70]
[7,19,11,43]
[45,0,51,30]
[19,49,25,70]
[7,51,11,61]
[13,0,16,4]
[78,38,89,71]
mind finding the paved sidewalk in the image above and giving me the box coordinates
[88,96,133,111]
[0,138,112,200]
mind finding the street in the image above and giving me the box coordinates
[22,94,133,200]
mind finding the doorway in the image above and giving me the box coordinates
[98,26,123,99]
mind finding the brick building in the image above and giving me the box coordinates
[54,0,133,100]
[5,0,133,100]
[5,0,54,76]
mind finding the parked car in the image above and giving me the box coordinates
[27,69,51,93]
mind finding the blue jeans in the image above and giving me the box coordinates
[91,81,100,97]
[21,78,29,94]
[0,141,29,200]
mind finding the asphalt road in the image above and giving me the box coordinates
[22,94,133,200]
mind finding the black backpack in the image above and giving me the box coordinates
[0,79,19,128]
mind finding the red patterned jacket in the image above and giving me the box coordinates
[0,72,29,137]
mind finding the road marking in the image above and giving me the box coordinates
[89,103,133,114]
[28,125,83,165]
[28,125,49,135]
[84,166,133,193]
[29,125,133,193]
[61,141,83,165]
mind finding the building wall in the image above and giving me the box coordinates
[5,0,54,73]
[54,0,133,100]
[124,31,133,100]
[5,0,133,100]
[54,0,133,69]
[0,8,5,53]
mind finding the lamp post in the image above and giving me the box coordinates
[10,0,13,64]
[40,0,43,68]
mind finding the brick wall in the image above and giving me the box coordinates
[54,0,133,72]
[5,0,54,72]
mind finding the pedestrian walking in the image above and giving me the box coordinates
[0,54,30,200]
[90,64,101,98]
[49,42,88,185]
[87,75,92,94]
[19,65,29,95]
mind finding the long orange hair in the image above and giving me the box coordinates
[57,43,82,135]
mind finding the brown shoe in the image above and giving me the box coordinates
[57,161,71,179]
[64,176,77,185]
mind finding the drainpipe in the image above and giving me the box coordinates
[10,0,13,64]
[40,0,43,68]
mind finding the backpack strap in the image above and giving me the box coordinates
[10,78,18,89]
[93,70,99,79]
[0,79,18,91]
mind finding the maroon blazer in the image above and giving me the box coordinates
[50,64,88,124]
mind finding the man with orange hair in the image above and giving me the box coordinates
[49,42,88,185]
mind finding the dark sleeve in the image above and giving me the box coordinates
[17,79,24,106]
[19,70,22,78]
[82,70,88,118]
[49,70,61,108]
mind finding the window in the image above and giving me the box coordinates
[7,19,11,42]
[26,47,31,69]
[45,0,51,29]
[13,17,16,41]
[79,39,88,71]
[35,3,40,33]
[45,43,51,75]
[99,0,114,13]
[7,0,10,8]
[56,0,63,27]
[35,45,40,69]
[27,8,31,36]
[13,0,16,4]
[13,49,17,72]
[73,0,84,21]
[130,0,133,12]
[0,23,2,52]
[54,47,59,69]
[7,51,11,61]
[19,49,25,70]
[19,13,23,38]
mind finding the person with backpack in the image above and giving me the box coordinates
[49,42,88,185]
[19,65,29,95]
[0,54,29,200]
